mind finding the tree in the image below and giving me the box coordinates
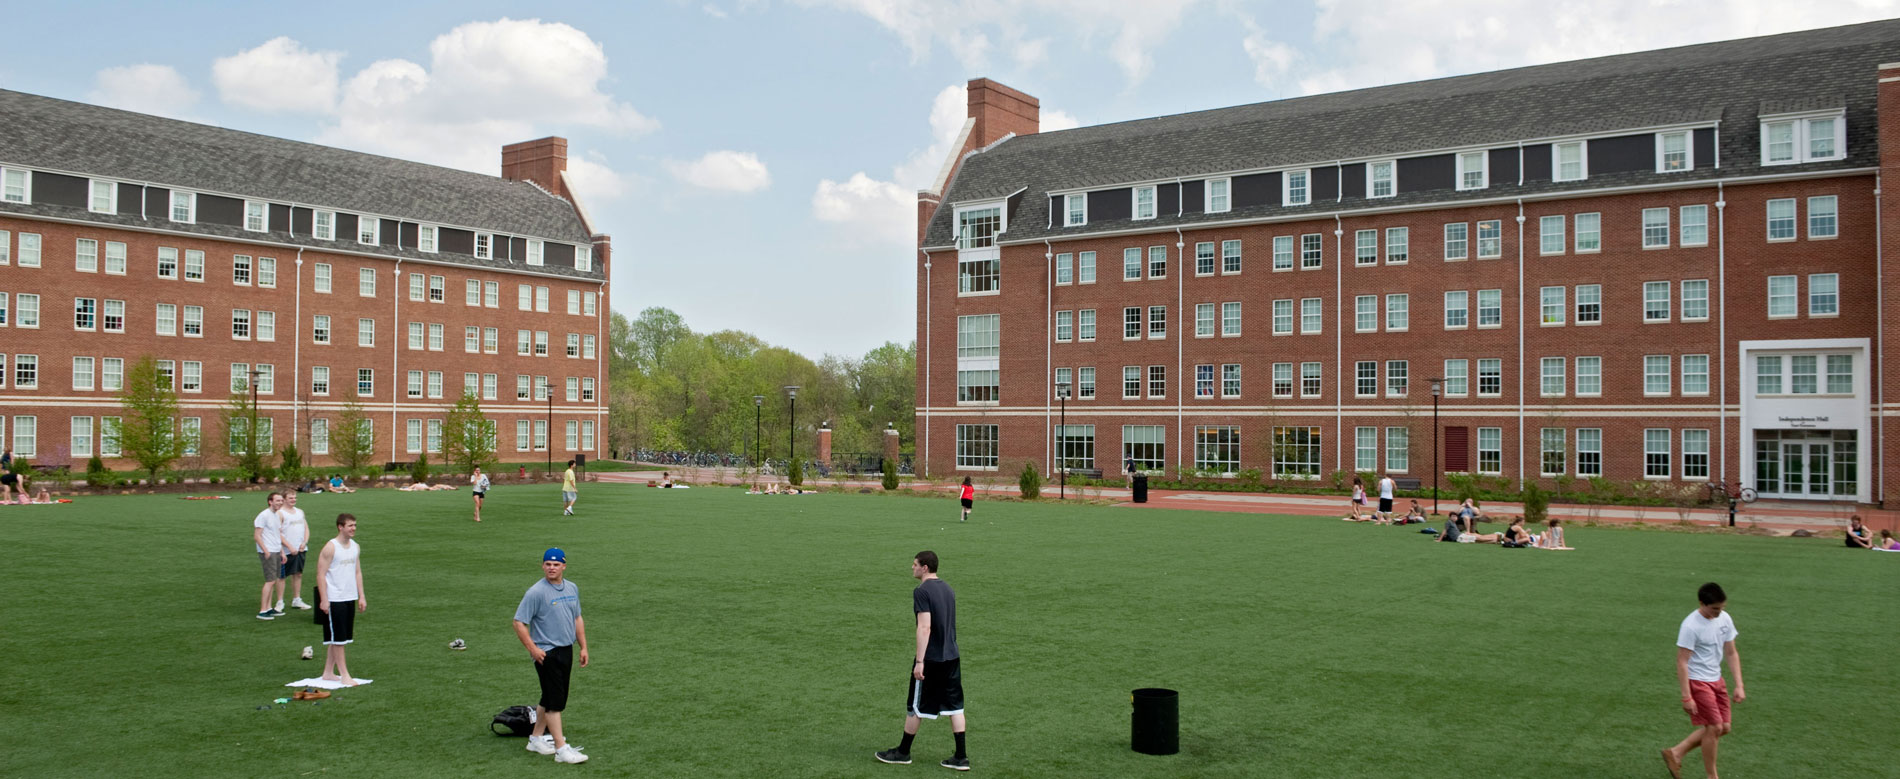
[442,391,496,473]
[220,384,272,481]
[117,356,185,476]
[331,393,378,476]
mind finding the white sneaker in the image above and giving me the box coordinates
[300,645,314,660]
[555,745,589,764]
[526,735,557,755]
[275,600,286,612]
[291,598,311,610]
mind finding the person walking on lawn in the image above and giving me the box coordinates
[1661,582,1745,779]
[515,547,591,764]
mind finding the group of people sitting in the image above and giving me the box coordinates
[747,482,811,495]
[1438,513,1574,549]
[397,482,461,492]
[1846,516,1900,551]
[1341,497,1429,524]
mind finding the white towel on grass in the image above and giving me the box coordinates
[286,677,372,689]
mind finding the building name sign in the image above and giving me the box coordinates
[1777,415,1830,429]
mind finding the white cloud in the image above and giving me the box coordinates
[212,36,342,113]
[665,150,772,192]
[703,3,730,18]
[1040,109,1081,132]
[87,64,201,120]
[811,172,915,247]
[565,153,630,201]
[891,83,969,190]
[1240,26,1297,90]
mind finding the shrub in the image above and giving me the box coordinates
[882,458,899,491]
[279,443,304,484]
[1522,482,1549,525]
[1019,460,1042,500]
[410,454,431,484]
[1328,470,1352,493]
[789,458,805,487]
[1447,472,1480,503]
[86,456,114,488]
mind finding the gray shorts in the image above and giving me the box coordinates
[259,552,284,582]
[563,491,577,503]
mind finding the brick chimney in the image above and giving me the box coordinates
[502,137,569,200]
[967,78,1039,149]
[817,425,833,465]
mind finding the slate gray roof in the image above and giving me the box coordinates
[924,19,1897,248]
[0,88,594,246]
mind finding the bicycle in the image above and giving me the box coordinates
[1706,479,1757,527]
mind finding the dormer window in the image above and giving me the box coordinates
[1065,193,1087,227]
[1133,186,1156,220]
[1283,170,1309,206]
[170,190,196,223]
[957,205,1003,250]
[1206,178,1230,213]
[1367,161,1395,198]
[1554,141,1587,181]
[576,245,593,272]
[419,225,438,253]
[1761,113,1845,165]
[90,180,117,213]
[357,216,379,245]
[1655,132,1691,172]
[314,210,335,240]
[1,168,29,204]
[1456,152,1487,191]
[526,239,544,266]
[244,201,268,232]
[474,233,493,259]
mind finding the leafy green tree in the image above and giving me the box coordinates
[116,356,185,477]
[442,391,496,473]
[331,393,378,476]
[220,380,273,481]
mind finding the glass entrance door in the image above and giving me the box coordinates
[1778,442,1830,496]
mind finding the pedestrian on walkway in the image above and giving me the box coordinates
[875,550,969,771]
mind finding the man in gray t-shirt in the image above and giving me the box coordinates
[512,548,590,764]
[876,550,970,771]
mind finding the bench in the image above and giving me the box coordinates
[1055,468,1104,480]
[1392,477,1423,491]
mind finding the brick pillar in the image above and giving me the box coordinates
[918,193,941,246]
[817,426,832,465]
[967,78,1039,148]
[884,426,901,467]
[501,137,569,200]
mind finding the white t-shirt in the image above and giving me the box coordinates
[323,538,361,602]
[1676,609,1738,682]
[253,508,282,554]
[280,508,308,553]
[1378,477,1395,500]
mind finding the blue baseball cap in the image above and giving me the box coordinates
[543,547,566,563]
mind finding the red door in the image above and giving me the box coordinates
[1444,426,1470,473]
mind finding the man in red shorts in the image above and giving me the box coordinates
[1661,582,1745,778]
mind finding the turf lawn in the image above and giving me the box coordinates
[1,484,1893,778]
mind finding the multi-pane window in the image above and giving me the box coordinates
[75,297,97,330]
[1195,304,1215,338]
[1476,289,1501,327]
[409,322,426,351]
[1810,273,1838,316]
[358,369,374,396]
[73,356,95,390]
[1683,429,1710,479]
[1078,309,1096,341]
[181,361,201,392]
[1457,151,1486,190]
[1206,178,1230,212]
[1195,364,1216,398]
[1540,286,1565,325]
[1272,427,1322,478]
[1272,363,1293,397]
[358,267,377,297]
[467,280,483,306]
[1056,310,1074,342]
[1355,296,1378,333]
[1385,227,1408,264]
[1809,195,1838,239]
[525,240,544,267]
[312,315,330,344]
[427,371,444,399]
[1767,275,1797,317]
[1540,428,1566,476]
[1196,243,1216,276]
[13,355,36,388]
[1577,428,1603,476]
[1790,355,1819,394]
[1476,220,1501,259]
[1272,299,1293,335]
[1645,428,1671,478]
[1078,251,1097,283]
[490,328,504,354]
[1355,230,1377,266]
[1222,364,1241,397]
[1827,355,1853,394]
[1477,359,1502,397]
[1284,170,1309,206]
[1675,279,1710,321]
[1444,223,1468,260]
[1150,306,1170,338]
[1681,205,1708,247]
[1576,356,1602,396]
[485,281,500,307]
[1123,307,1142,339]
[1541,357,1565,397]
[419,225,437,253]
[1077,367,1095,399]
[1386,360,1408,397]
[105,242,125,274]
[1444,291,1469,329]
[1554,141,1586,181]
[1065,193,1086,227]
[184,250,204,281]
[259,256,279,287]
[311,365,331,396]
[358,215,380,245]
[1356,361,1378,397]
[233,255,253,285]
[1576,284,1602,324]
[956,314,1001,403]
[429,323,444,351]
[1386,294,1408,331]
[1273,236,1294,270]
[1300,362,1322,397]
[1124,247,1142,280]
[1148,245,1168,278]
[1644,355,1671,395]
[517,330,532,356]
[1477,427,1502,474]
[1539,215,1564,254]
[89,180,117,213]
[1368,160,1395,198]
[1195,426,1241,474]
[250,310,271,341]
[1125,425,1168,472]
[1657,131,1690,172]
[171,190,195,223]
[1642,208,1670,248]
[1222,240,1241,274]
[475,233,493,259]
[314,211,335,240]
[407,370,425,398]
[1683,354,1710,395]
[1756,355,1783,394]
[534,331,549,356]
[1575,212,1601,252]
[100,358,122,391]
[1644,281,1671,321]
[1767,199,1796,241]
[231,309,252,340]
[75,238,98,272]
[1356,427,1378,471]
[1055,253,1072,285]
[957,206,1002,249]
[535,287,549,312]
[1222,302,1241,336]
[1385,427,1409,472]
[1760,115,1845,164]
[1123,366,1142,398]
[1300,298,1322,334]
[1147,365,1166,398]
[1300,234,1322,269]
[1134,186,1156,220]
[353,318,373,347]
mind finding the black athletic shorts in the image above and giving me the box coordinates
[280,551,306,577]
[1378,497,1394,513]
[535,644,574,712]
[0,472,17,487]
[905,658,964,719]
[321,601,356,645]
[960,498,973,509]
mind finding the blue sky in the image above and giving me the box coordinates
[2,0,1894,357]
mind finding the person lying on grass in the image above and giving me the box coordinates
[1876,529,1900,552]
[1436,518,1502,544]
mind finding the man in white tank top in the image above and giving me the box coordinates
[315,513,368,686]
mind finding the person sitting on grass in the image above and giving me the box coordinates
[1536,519,1574,550]
[1454,499,1484,532]
[1501,517,1533,547]
[327,475,355,494]
[1876,529,1900,552]
[1847,515,1874,549]
[1400,500,1428,525]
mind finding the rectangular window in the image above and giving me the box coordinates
[1124,425,1168,473]
[485,374,500,401]
[1272,362,1293,398]
[418,225,437,253]
[1477,359,1502,397]
[1641,207,1670,248]
[407,370,424,398]
[88,179,117,213]
[356,267,375,297]
[1576,284,1601,324]
[467,280,483,307]
[12,355,36,388]
[1541,357,1565,397]
[1356,426,1378,471]
[412,274,428,303]
[307,314,327,344]
[1354,230,1377,266]
[1300,234,1322,269]
[1133,186,1156,220]
[1827,354,1853,394]
[1645,428,1671,477]
[1386,294,1408,331]
[1055,253,1072,285]
[16,233,38,267]
[427,371,444,399]
[1222,240,1241,274]
[1683,354,1710,395]
[1477,427,1502,474]
[1078,251,1096,283]
[1540,428,1565,476]
[1386,360,1408,397]
[1196,242,1216,276]
[956,206,1002,250]
[1444,223,1467,260]
[314,211,335,240]
[1222,363,1241,398]
[75,297,97,330]
[102,358,123,391]
[1355,295,1377,333]
[1195,426,1241,474]
[170,190,195,223]
[1576,356,1602,396]
[1767,199,1796,241]
[14,293,37,327]
[1756,355,1783,395]
[955,425,999,469]
[484,281,500,308]
[100,416,122,456]
[428,323,444,351]
[1790,355,1819,394]
[1207,178,1230,213]
[1273,236,1294,271]
[311,365,331,396]
[1194,303,1215,338]
[105,241,125,275]
[1554,141,1586,181]
[1578,429,1602,476]
[1767,275,1797,318]
[183,250,204,281]
[534,331,549,357]
[1385,427,1409,472]
[429,276,445,303]
[1300,362,1322,397]
[1272,299,1293,335]
[1457,151,1487,190]
[1124,307,1142,340]
[182,305,204,337]
[1673,279,1709,321]
[526,240,544,266]
[1195,364,1215,399]
[1148,365,1167,398]
[1476,220,1501,259]
[1681,429,1710,479]
[70,415,93,458]
[406,419,423,453]
[1284,169,1309,206]
[1065,193,1086,227]
[1540,286,1565,325]
[72,356,95,390]
[1053,310,1073,343]
[1569,213,1601,254]
[1368,161,1395,198]
[1356,361,1378,397]
[1148,245,1168,279]
[232,255,252,286]
[1539,215,1564,255]
[1300,298,1322,334]
[1810,273,1839,316]
[242,200,267,232]
[1272,426,1322,478]
[1385,227,1408,264]
[1657,131,1691,172]
[1644,281,1671,321]
[179,361,201,392]
[1122,366,1141,399]
[1222,302,1242,336]
[1078,367,1095,399]
[75,238,98,272]
[358,369,374,396]
[231,309,251,340]
[358,216,380,245]
[1809,195,1838,239]
[1645,355,1672,395]
[260,257,279,288]
[408,322,425,351]
[1444,291,1469,329]
[1078,309,1096,341]
[474,233,493,259]
[1123,247,1142,280]
[1680,205,1709,247]
[1477,289,1502,327]
[490,328,503,354]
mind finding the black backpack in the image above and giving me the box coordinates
[491,705,538,736]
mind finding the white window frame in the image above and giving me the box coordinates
[1065,193,1087,227]
[1367,160,1395,199]
[89,180,117,214]
[357,215,380,245]
[1133,187,1155,221]
[1809,272,1839,317]
[1808,195,1838,240]
[475,233,493,259]
[169,190,195,223]
[314,211,335,240]
[244,200,268,232]
[419,225,438,253]
[1680,205,1709,248]
[1553,141,1587,182]
[1206,178,1231,213]
[0,167,29,204]
[1456,151,1488,191]
[526,239,545,266]
[1655,131,1693,173]
[1282,169,1309,206]
[1759,111,1846,165]
[1539,215,1564,255]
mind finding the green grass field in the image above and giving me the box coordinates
[1,484,1893,777]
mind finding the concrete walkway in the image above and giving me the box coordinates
[596,463,1892,535]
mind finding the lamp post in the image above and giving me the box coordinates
[1054,380,1071,500]
[783,386,800,476]
[541,377,553,474]
[753,395,764,468]
[1428,377,1442,515]
[248,368,262,482]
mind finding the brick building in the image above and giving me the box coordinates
[0,90,609,470]
[915,21,1899,504]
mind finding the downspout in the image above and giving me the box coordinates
[1717,185,1728,484]
[1045,239,1054,475]
[1175,227,1186,474]
[921,248,932,477]
[292,249,304,454]
[1713,121,1722,169]
[1876,174,1885,504]
[1176,178,1185,217]
[1335,162,1343,203]
[391,262,402,465]
[1517,142,1525,186]
[1334,214,1343,472]
[1515,202,1526,483]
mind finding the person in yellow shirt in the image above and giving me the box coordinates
[561,460,578,516]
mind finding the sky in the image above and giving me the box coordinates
[2,0,1896,358]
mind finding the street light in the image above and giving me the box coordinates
[1054,380,1071,500]
[541,377,553,474]
[1428,377,1442,516]
[248,367,262,483]
[753,395,764,468]
[783,386,800,477]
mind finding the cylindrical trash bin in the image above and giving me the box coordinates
[1132,474,1149,503]
[1130,687,1178,755]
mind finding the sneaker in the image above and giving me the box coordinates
[448,638,467,651]
[874,749,912,765]
[525,736,557,755]
[268,609,286,617]
[275,600,285,612]
[300,645,314,660]
[554,745,589,764]
[941,757,970,771]
[292,598,312,610]
[256,611,275,621]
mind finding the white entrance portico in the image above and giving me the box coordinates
[1738,338,1870,502]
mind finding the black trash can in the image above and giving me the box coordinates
[1130,687,1178,755]
[1131,474,1149,503]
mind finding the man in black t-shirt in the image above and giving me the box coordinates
[875,550,969,771]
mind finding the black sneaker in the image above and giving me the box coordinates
[874,749,912,765]
[941,756,970,771]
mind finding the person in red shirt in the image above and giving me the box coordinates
[959,477,974,522]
